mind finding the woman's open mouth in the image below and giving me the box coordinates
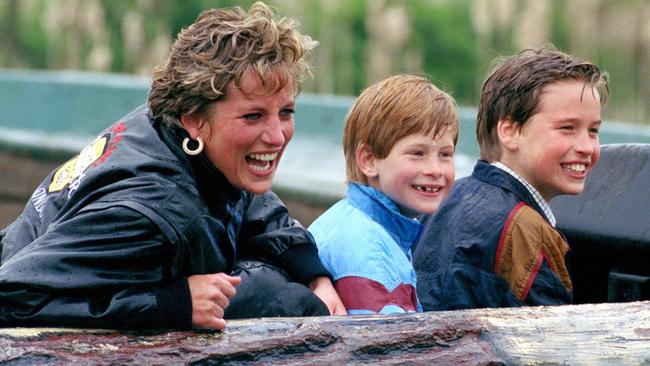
[246,152,278,173]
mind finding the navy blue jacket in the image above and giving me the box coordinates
[0,105,329,329]
[413,161,572,311]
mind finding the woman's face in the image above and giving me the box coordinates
[188,71,295,194]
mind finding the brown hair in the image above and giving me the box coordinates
[476,47,609,162]
[343,74,459,184]
[148,1,317,128]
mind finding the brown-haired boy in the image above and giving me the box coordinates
[413,48,609,310]
[309,74,458,314]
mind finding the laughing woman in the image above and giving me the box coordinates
[0,2,344,330]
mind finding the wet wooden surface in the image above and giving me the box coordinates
[1,301,648,365]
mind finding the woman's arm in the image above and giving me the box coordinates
[237,191,331,284]
[0,205,194,329]
[309,276,347,315]
[236,191,346,314]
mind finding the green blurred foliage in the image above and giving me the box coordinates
[408,0,477,101]
[331,0,367,94]
[0,0,648,124]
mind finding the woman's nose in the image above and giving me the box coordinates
[261,117,289,146]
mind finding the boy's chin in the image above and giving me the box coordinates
[402,203,441,217]
[552,183,587,199]
[564,188,586,196]
[397,204,423,218]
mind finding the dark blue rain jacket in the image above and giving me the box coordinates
[0,105,329,329]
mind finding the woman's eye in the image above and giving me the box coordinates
[409,150,424,157]
[280,108,295,118]
[243,113,262,121]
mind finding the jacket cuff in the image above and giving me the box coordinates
[281,244,332,285]
[154,278,193,330]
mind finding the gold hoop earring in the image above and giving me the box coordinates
[182,137,204,156]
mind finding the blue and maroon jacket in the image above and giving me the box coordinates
[309,183,423,314]
[413,161,572,311]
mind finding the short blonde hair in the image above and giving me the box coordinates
[148,1,317,128]
[343,74,459,184]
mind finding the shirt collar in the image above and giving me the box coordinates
[491,162,556,227]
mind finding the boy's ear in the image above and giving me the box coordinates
[497,118,520,152]
[356,143,379,178]
[180,113,205,140]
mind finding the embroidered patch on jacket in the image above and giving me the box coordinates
[48,134,108,193]
[47,121,127,194]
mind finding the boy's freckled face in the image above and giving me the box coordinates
[503,79,602,201]
[371,130,456,215]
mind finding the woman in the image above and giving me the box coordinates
[0,2,344,330]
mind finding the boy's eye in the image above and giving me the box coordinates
[439,148,455,159]
[409,150,425,157]
[589,127,600,135]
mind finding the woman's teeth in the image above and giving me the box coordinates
[249,153,277,161]
[246,153,277,172]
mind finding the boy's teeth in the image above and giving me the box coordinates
[415,185,440,192]
[564,163,586,173]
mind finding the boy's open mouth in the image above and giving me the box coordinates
[246,153,277,172]
[562,163,586,174]
[413,185,441,193]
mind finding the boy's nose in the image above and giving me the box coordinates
[424,160,443,177]
[574,131,597,155]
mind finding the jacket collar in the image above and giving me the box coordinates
[491,161,556,226]
[472,160,546,218]
[153,115,245,216]
[347,182,422,252]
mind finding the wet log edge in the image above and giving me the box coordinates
[1,301,649,365]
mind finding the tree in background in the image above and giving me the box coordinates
[0,0,648,124]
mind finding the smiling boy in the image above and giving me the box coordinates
[309,75,458,314]
[413,48,609,310]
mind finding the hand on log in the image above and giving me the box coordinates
[188,273,241,329]
[310,276,347,315]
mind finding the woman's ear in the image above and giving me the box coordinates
[356,143,379,178]
[497,118,520,152]
[180,113,205,140]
